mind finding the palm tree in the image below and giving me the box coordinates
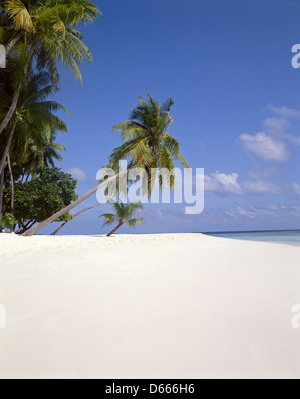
[0,0,100,136]
[109,93,189,195]
[0,71,68,217]
[22,94,189,236]
[100,202,144,237]
[50,202,101,236]
[1,0,99,57]
[50,172,117,235]
[0,71,69,175]
[16,125,66,172]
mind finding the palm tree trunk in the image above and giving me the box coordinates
[5,31,23,56]
[0,121,17,175]
[7,154,14,217]
[107,222,124,237]
[26,42,38,82]
[22,167,133,237]
[18,220,36,235]
[0,39,36,139]
[0,90,19,137]
[50,202,104,236]
[0,167,4,220]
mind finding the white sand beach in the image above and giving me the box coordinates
[0,233,299,379]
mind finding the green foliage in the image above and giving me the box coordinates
[0,1,100,235]
[3,167,77,233]
[0,212,17,232]
[0,0,101,84]
[99,202,144,236]
[0,70,69,175]
[110,94,189,197]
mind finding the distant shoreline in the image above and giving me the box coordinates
[203,229,300,234]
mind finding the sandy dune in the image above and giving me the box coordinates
[0,233,299,379]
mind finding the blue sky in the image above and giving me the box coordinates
[43,0,300,235]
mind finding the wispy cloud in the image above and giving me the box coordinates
[243,180,281,195]
[267,105,300,119]
[239,105,300,163]
[263,105,300,145]
[205,171,281,196]
[231,202,300,220]
[205,171,244,196]
[239,132,289,162]
[247,165,278,180]
[67,167,88,182]
[237,207,256,218]
[292,183,300,195]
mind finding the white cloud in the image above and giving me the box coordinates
[67,167,88,182]
[243,181,281,195]
[292,183,300,195]
[240,104,300,165]
[267,105,300,118]
[234,202,300,220]
[239,132,289,162]
[205,171,244,196]
[263,105,300,144]
[205,170,281,196]
[263,117,290,136]
[237,207,256,218]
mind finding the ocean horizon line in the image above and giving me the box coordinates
[203,229,300,235]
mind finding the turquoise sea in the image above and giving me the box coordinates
[205,230,300,246]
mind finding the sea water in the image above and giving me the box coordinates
[205,230,300,246]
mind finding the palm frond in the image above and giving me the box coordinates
[111,94,189,196]
[127,218,144,227]
[98,213,118,227]
[5,0,35,32]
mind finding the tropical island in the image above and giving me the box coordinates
[0,0,299,380]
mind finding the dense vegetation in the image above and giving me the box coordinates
[0,0,99,231]
[1,167,77,234]
[1,2,189,236]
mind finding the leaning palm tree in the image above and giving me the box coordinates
[50,202,101,236]
[23,94,189,236]
[100,202,144,237]
[50,169,118,235]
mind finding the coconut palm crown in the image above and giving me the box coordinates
[109,93,189,196]
[100,202,144,237]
